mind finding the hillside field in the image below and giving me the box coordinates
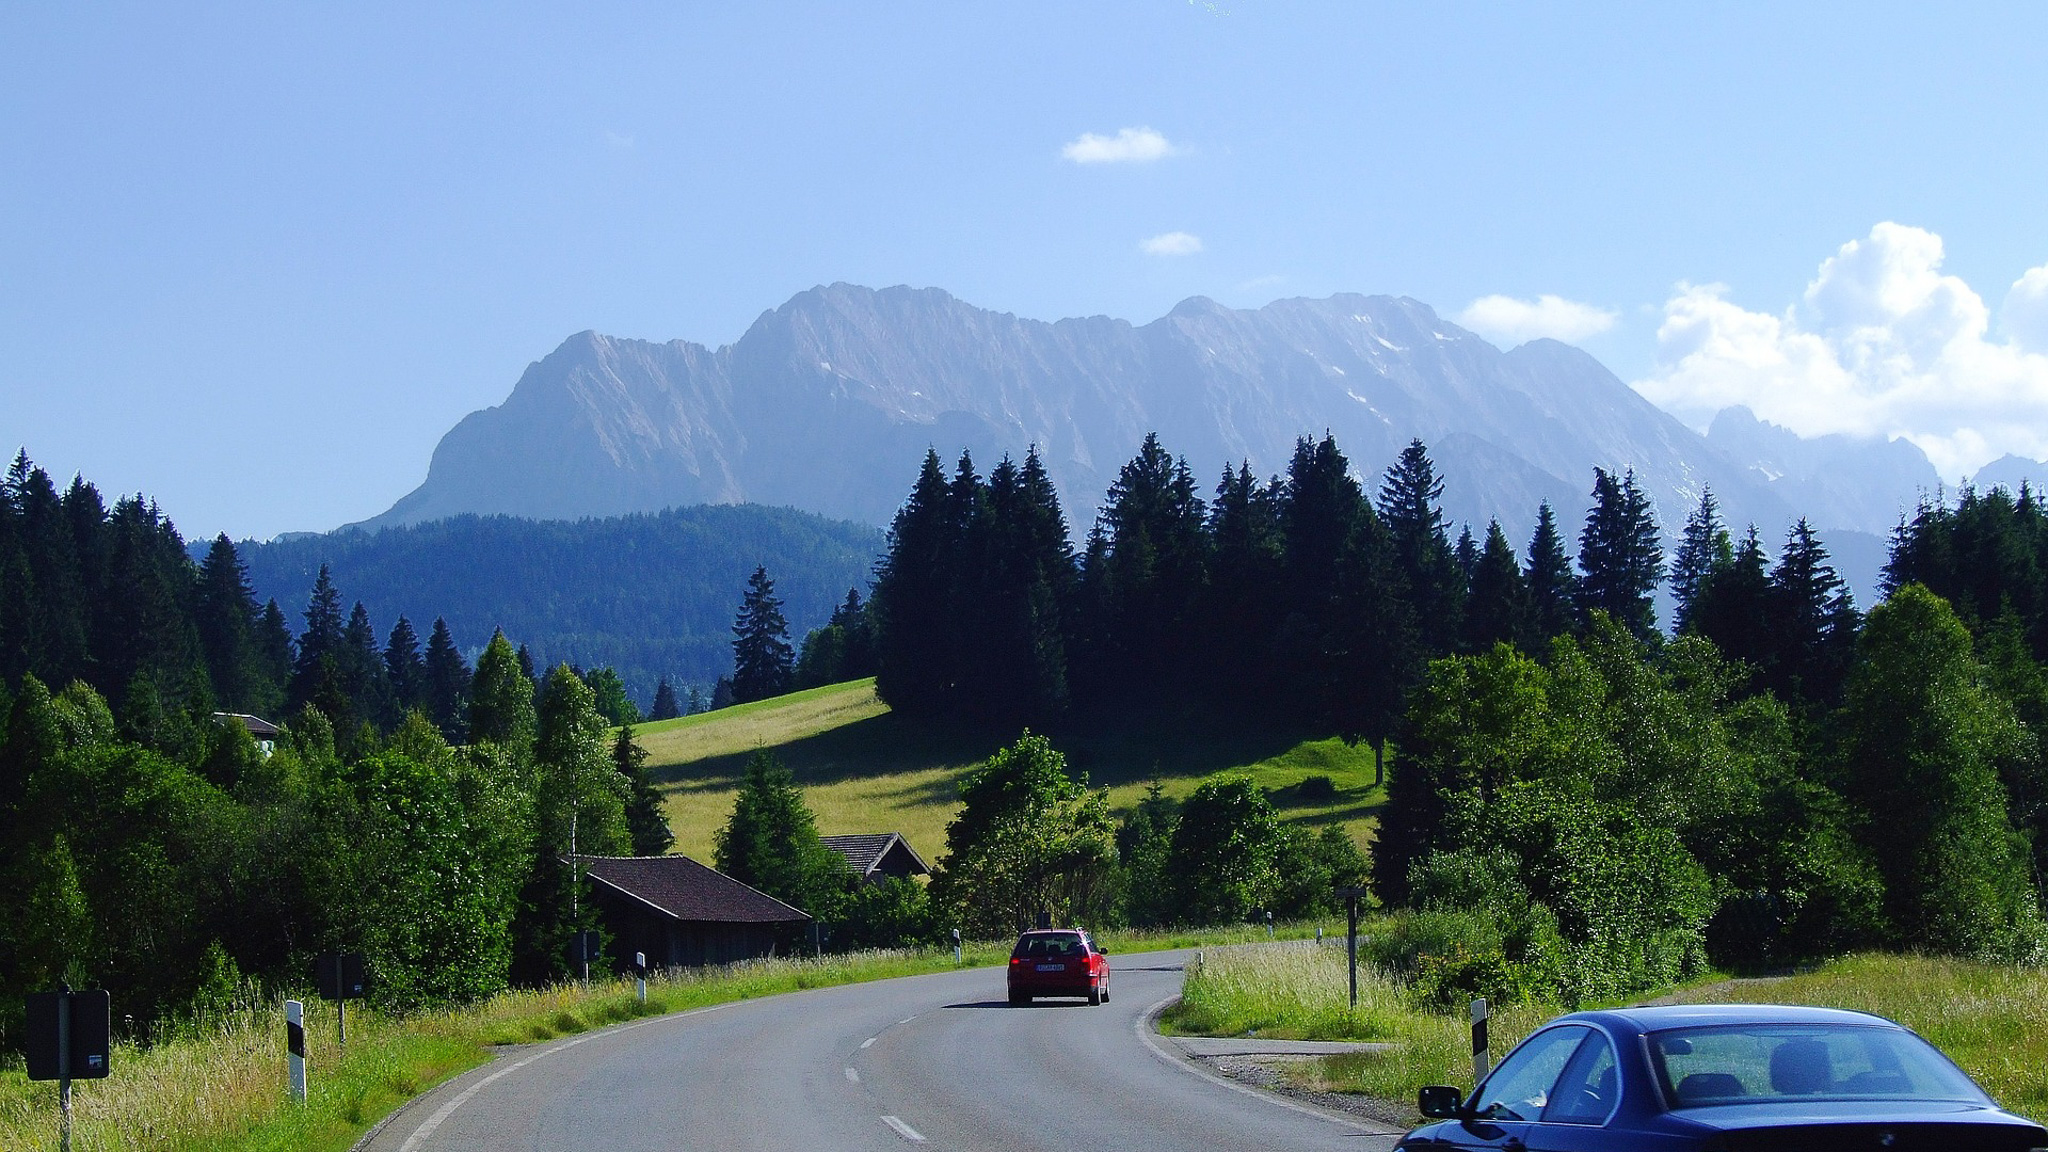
[635,678,1387,867]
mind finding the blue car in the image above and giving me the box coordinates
[1400,1003,2047,1150]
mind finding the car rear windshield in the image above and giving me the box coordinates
[1013,934,1086,958]
[1649,1024,1987,1108]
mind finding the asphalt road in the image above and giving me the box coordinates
[360,947,1406,1152]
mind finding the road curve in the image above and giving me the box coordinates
[359,947,1405,1152]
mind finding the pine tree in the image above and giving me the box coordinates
[1523,502,1578,646]
[714,751,846,920]
[194,534,271,714]
[1576,467,1665,639]
[1082,434,1208,710]
[1205,461,1286,705]
[614,725,674,856]
[649,677,681,721]
[422,616,470,741]
[342,602,395,730]
[1462,521,1530,653]
[1691,525,1775,677]
[1764,519,1859,708]
[1671,488,1732,634]
[289,565,345,713]
[871,449,955,715]
[1377,439,1465,657]
[730,566,793,704]
[384,616,426,716]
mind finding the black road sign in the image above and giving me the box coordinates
[316,952,367,1001]
[25,989,111,1081]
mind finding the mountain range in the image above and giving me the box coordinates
[359,283,2048,605]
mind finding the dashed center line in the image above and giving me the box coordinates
[861,1036,877,1048]
[845,1066,859,1083]
[881,1115,926,1143]
[897,1015,916,1025]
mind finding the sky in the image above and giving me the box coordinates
[4,2,2047,541]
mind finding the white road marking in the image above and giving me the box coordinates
[861,1036,877,1048]
[393,1004,729,1151]
[897,1016,916,1025]
[1134,996,1380,1133]
[845,1066,860,1083]
[881,1115,926,1142]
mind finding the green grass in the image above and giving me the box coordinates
[644,678,1387,865]
[1161,945,2048,1126]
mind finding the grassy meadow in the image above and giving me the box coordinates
[637,678,1387,865]
[1163,943,2048,1125]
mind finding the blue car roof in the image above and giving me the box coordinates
[1558,1003,1900,1033]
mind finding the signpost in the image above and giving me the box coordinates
[573,931,602,981]
[634,952,648,1005]
[1336,885,1368,1009]
[26,985,111,1152]
[315,952,366,1047]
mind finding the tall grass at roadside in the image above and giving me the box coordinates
[1678,953,2048,1122]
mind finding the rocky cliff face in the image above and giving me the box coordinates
[365,284,1913,557]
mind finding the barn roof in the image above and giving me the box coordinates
[819,832,930,878]
[575,855,811,924]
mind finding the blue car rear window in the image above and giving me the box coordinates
[1649,1024,1987,1107]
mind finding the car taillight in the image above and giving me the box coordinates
[1010,957,1023,965]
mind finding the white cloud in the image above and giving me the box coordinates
[1632,222,2048,478]
[1456,294,1618,345]
[1140,231,1203,257]
[1062,127,1175,164]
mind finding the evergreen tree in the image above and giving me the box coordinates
[584,666,642,726]
[468,630,536,749]
[1763,520,1859,708]
[976,449,1075,723]
[1691,526,1776,677]
[341,602,395,730]
[1204,461,1286,704]
[384,616,426,716]
[730,566,794,704]
[421,617,470,742]
[648,677,681,722]
[253,600,295,708]
[1523,502,1578,646]
[194,534,272,715]
[613,725,673,856]
[713,751,845,921]
[871,449,955,715]
[289,566,345,713]
[1461,521,1530,653]
[1576,467,1665,639]
[1378,439,1465,657]
[1671,488,1733,634]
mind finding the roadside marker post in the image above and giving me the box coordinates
[1264,910,1274,939]
[951,928,961,966]
[635,952,648,1005]
[1471,998,1491,1084]
[26,983,111,1152]
[1336,886,1367,1009]
[285,999,308,1104]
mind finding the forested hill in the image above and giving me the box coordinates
[236,506,883,700]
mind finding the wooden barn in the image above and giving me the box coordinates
[819,833,930,884]
[576,855,810,970]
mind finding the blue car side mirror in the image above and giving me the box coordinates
[1418,1085,1466,1119]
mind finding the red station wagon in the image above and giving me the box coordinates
[1007,929,1110,1005]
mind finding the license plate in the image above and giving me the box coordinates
[1036,963,1064,972]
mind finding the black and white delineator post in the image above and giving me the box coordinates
[26,984,111,1152]
[635,952,648,1005]
[285,999,308,1103]
[1471,998,1491,1083]
[951,928,961,966]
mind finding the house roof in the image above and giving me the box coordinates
[575,855,811,924]
[211,712,280,738]
[819,833,930,878]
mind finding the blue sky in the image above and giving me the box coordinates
[4,2,2046,540]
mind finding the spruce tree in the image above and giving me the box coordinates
[1764,519,1859,708]
[1576,467,1664,639]
[1692,525,1775,676]
[614,724,674,856]
[1377,439,1465,657]
[384,616,426,716]
[1205,461,1285,705]
[1671,488,1733,634]
[422,616,470,741]
[289,565,345,712]
[871,449,955,715]
[649,677,681,721]
[1462,521,1531,653]
[342,602,395,730]
[254,599,295,707]
[714,751,846,920]
[1523,502,1578,646]
[730,566,793,704]
[194,534,272,715]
